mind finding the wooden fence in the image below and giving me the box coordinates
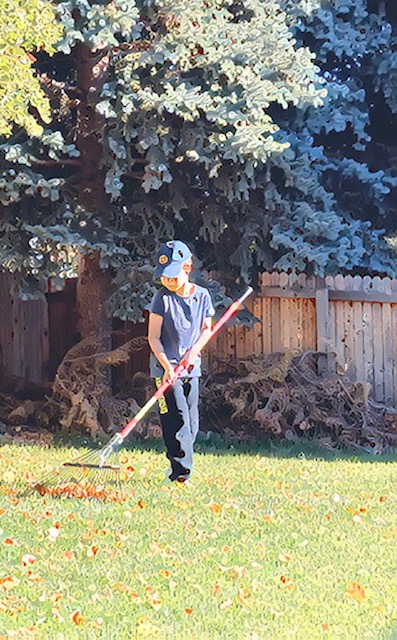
[1,271,397,407]
[0,272,49,383]
[207,272,397,408]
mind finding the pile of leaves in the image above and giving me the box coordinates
[201,351,397,454]
[51,333,152,438]
[0,335,159,441]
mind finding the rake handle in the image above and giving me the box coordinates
[119,286,253,441]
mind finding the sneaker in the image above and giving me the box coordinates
[176,476,194,487]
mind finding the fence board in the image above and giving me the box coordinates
[372,303,384,402]
[393,305,397,406]
[262,297,272,354]
[271,296,282,351]
[344,301,355,379]
[362,302,375,396]
[0,272,49,382]
[280,298,290,350]
[382,303,394,406]
[353,302,365,384]
[334,301,346,374]
[253,296,263,356]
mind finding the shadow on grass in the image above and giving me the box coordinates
[43,429,397,465]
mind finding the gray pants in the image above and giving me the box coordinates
[155,377,199,481]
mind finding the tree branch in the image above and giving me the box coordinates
[31,159,82,167]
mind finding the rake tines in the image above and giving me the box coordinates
[29,441,127,501]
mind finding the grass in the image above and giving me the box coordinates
[0,435,396,640]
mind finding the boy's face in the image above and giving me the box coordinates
[160,269,189,293]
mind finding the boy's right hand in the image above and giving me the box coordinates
[163,365,177,384]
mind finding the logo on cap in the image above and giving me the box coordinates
[159,254,168,265]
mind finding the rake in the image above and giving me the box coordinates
[29,287,253,499]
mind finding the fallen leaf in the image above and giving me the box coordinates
[22,554,36,566]
[220,598,233,610]
[278,553,293,563]
[209,502,222,514]
[72,610,85,625]
[0,576,20,591]
[150,598,162,611]
[48,527,60,542]
[280,576,295,591]
[52,607,64,623]
[27,571,42,582]
[149,541,161,554]
[237,588,251,605]
[137,500,147,509]
[3,538,16,546]
[346,581,366,602]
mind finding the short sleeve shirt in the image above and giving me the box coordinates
[149,284,215,378]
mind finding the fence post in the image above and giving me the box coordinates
[316,279,330,374]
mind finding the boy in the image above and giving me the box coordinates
[148,240,215,483]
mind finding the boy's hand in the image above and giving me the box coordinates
[163,364,177,384]
[186,349,198,367]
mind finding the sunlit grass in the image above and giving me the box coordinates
[0,437,396,639]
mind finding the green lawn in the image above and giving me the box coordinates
[0,437,396,639]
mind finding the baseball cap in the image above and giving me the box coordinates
[155,240,192,277]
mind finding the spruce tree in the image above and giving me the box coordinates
[0,0,395,330]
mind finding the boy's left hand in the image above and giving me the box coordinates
[185,349,197,369]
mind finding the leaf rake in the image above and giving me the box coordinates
[29,287,253,499]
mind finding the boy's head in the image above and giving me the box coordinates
[155,240,193,293]
[155,240,192,278]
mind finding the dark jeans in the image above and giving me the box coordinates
[154,377,199,481]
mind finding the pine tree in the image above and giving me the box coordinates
[0,0,396,330]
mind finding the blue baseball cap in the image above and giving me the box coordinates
[155,240,192,277]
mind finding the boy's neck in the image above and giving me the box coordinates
[174,281,195,297]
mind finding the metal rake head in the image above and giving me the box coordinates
[28,444,127,501]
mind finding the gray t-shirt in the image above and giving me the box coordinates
[149,284,215,378]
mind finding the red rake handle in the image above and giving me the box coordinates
[119,286,253,440]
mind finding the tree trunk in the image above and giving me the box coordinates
[73,44,113,406]
[76,252,111,339]
[74,42,111,340]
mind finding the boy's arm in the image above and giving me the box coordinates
[186,316,213,365]
[148,312,177,382]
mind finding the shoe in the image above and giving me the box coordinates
[168,466,190,482]
[177,476,194,487]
